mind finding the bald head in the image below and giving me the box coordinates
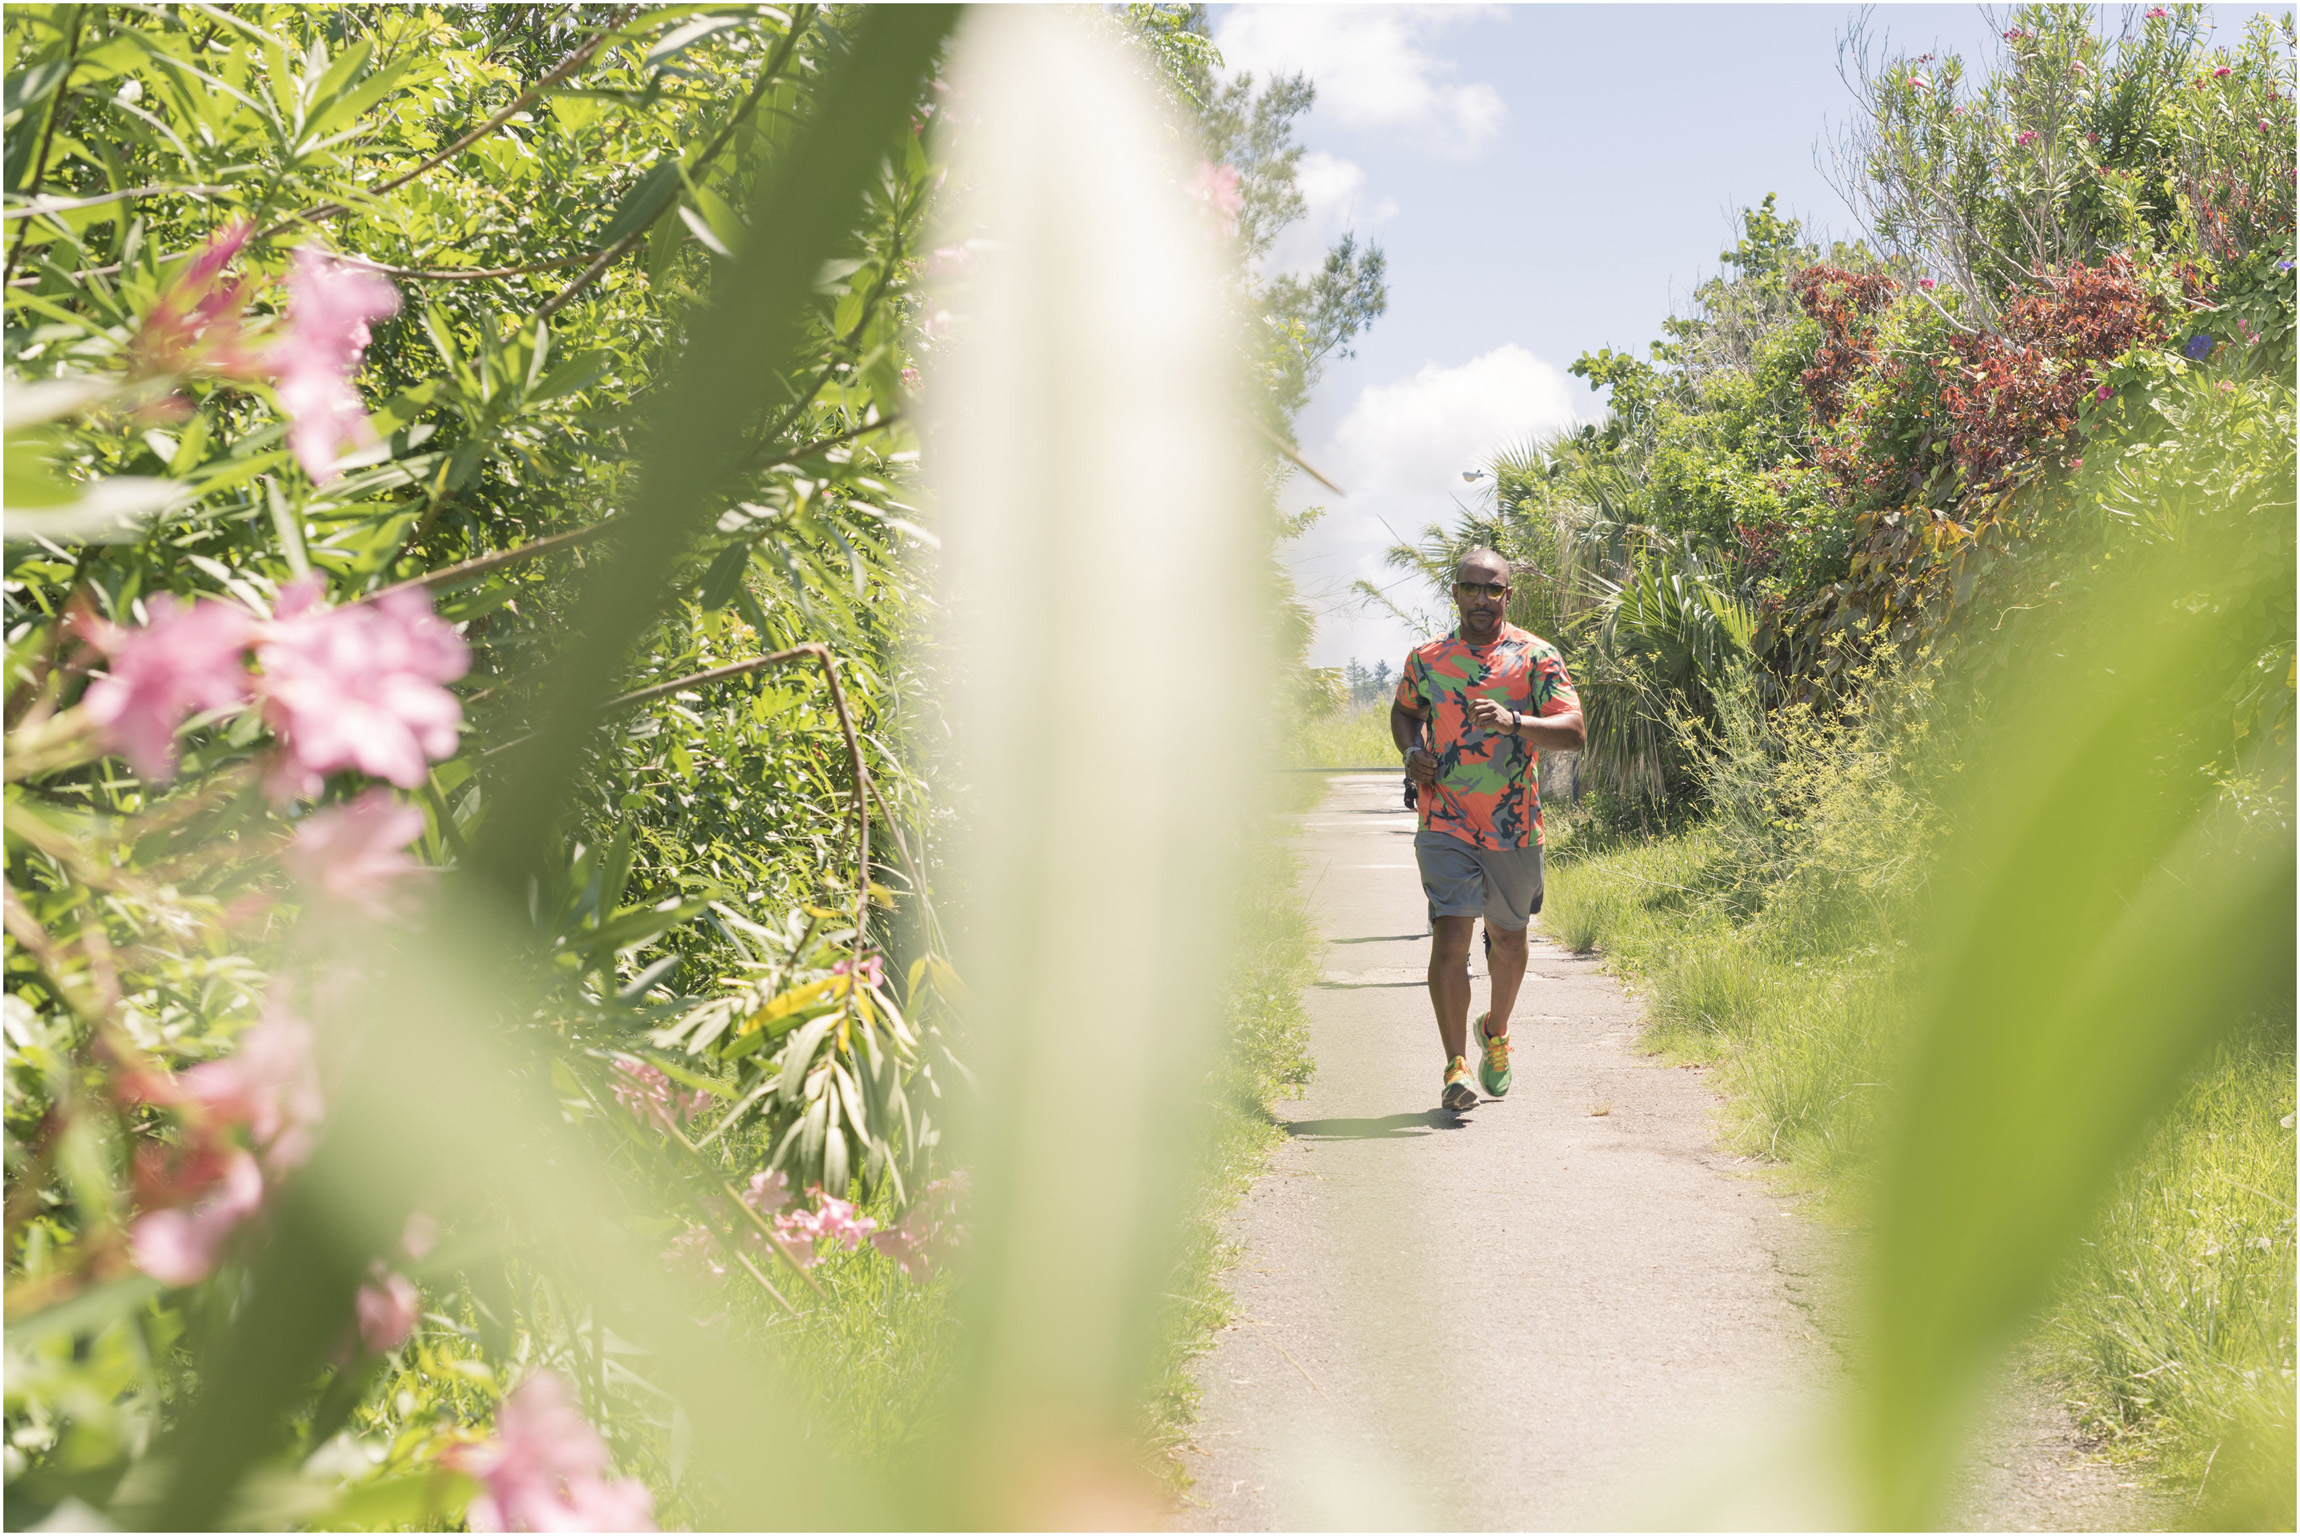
[1456,548,1509,585]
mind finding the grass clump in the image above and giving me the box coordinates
[2051,1034,2296,1497]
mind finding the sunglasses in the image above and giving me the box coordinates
[1453,581,1510,599]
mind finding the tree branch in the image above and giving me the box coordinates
[538,6,815,321]
[258,4,641,240]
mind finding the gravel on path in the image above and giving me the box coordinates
[1172,774,2165,1533]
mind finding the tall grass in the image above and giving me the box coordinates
[1287,703,1399,767]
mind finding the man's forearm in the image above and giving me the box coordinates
[1390,702,1426,756]
[1514,708,1586,753]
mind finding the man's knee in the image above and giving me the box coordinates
[1431,915,1477,960]
[1487,922,1530,952]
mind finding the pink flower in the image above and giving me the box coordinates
[611,1060,674,1127]
[1908,74,1932,91]
[1918,278,1938,291]
[79,596,257,779]
[764,1187,876,1266]
[2094,382,2114,401]
[356,1265,420,1353]
[455,1372,656,1534]
[742,1168,791,1215]
[255,580,468,794]
[808,1191,878,1251]
[268,246,400,482]
[402,1210,440,1261]
[2146,7,2167,17]
[181,1002,325,1173]
[1192,161,1242,238]
[283,788,428,916]
[130,1150,263,1286]
[900,365,921,388]
[831,954,884,991]
[870,1172,967,1282]
[763,1215,820,1270]
[924,244,973,277]
[132,220,263,381]
[870,1223,935,1279]
[665,1225,727,1284]
[2016,130,2040,147]
[2213,65,2233,78]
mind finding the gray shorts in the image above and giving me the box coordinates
[1414,830,1544,932]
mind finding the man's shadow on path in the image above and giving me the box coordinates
[1282,1108,1465,1140]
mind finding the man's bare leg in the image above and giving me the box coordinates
[1484,923,1529,1040]
[1428,915,1476,1062]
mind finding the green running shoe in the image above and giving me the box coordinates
[1442,1054,1477,1113]
[1477,1010,1512,1098]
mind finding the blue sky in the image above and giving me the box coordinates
[1215,3,2291,669]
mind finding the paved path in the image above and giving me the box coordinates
[1174,774,2160,1532]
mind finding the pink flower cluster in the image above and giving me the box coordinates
[282,788,429,917]
[357,1264,420,1354]
[453,1372,655,1533]
[260,582,470,796]
[130,219,263,382]
[2015,130,2041,147]
[665,1224,727,1285]
[79,596,257,780]
[127,1001,324,1287]
[831,953,884,991]
[610,1060,711,1130]
[728,1170,967,1281]
[739,1172,875,1271]
[871,1171,968,1282]
[1192,161,1242,239]
[78,577,468,792]
[273,247,401,482]
[2146,7,2168,17]
[128,228,400,482]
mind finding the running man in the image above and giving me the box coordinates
[1392,549,1585,1113]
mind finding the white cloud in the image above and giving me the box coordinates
[1284,346,1594,669]
[1214,6,1505,157]
[1264,149,1395,278]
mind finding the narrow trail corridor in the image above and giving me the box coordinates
[1173,774,2160,1532]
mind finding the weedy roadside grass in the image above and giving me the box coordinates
[1290,704,1398,768]
[1539,811,2297,1511]
[1142,776,1320,1494]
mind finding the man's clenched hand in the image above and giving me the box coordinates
[1467,697,1517,734]
[1404,747,1440,786]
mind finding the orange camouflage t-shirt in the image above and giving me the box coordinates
[1394,623,1579,850]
